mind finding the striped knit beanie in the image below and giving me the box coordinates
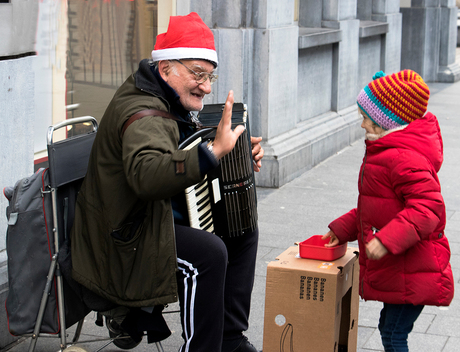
[357,70,430,130]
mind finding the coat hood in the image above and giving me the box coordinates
[365,112,443,172]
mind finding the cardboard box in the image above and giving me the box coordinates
[263,246,359,352]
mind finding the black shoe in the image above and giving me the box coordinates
[227,335,258,352]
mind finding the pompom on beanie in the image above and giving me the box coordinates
[357,70,430,130]
[151,12,218,67]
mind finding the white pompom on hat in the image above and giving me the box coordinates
[151,12,218,67]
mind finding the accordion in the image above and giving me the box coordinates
[179,103,258,238]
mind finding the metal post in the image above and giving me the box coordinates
[72,319,85,344]
[50,187,67,350]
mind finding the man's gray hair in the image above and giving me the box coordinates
[148,59,179,76]
[148,59,159,68]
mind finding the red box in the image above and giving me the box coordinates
[299,235,347,261]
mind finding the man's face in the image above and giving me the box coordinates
[160,59,215,112]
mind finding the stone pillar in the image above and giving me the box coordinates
[401,1,440,82]
[323,0,360,111]
[0,0,38,347]
[250,0,299,187]
[438,0,460,81]
[0,57,35,350]
[356,0,402,89]
[372,0,402,74]
[401,0,460,82]
[246,0,299,139]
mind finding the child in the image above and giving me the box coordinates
[322,70,454,352]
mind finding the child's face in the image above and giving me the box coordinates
[359,109,384,136]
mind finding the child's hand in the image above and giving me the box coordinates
[365,238,388,260]
[322,231,339,247]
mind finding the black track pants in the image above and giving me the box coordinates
[175,225,228,352]
[222,228,259,342]
[175,225,259,351]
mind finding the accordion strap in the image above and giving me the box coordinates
[121,109,206,138]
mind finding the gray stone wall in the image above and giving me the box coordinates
[298,45,334,121]
[0,0,38,55]
[0,56,36,349]
[358,36,383,89]
[182,1,457,185]
[0,0,39,348]
[190,0,403,187]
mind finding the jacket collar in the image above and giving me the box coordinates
[365,112,443,172]
[365,125,407,141]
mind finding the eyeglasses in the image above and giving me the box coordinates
[176,60,218,85]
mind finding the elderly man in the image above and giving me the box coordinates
[71,12,263,352]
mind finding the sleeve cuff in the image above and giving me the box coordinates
[198,142,219,177]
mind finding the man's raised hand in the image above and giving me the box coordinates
[212,90,245,160]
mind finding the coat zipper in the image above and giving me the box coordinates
[359,148,367,243]
[359,147,367,297]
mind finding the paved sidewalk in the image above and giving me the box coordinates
[3,77,460,352]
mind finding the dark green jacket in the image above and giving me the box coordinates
[71,60,205,307]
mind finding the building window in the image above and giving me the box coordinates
[66,0,158,121]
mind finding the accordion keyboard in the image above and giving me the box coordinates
[185,176,214,233]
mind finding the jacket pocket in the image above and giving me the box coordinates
[111,212,145,243]
[106,214,145,298]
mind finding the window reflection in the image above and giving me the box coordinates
[66,0,158,131]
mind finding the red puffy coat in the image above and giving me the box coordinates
[329,112,454,306]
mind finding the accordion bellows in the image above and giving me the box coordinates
[181,103,258,238]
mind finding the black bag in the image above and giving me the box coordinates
[4,168,89,336]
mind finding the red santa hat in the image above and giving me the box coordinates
[151,12,218,67]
